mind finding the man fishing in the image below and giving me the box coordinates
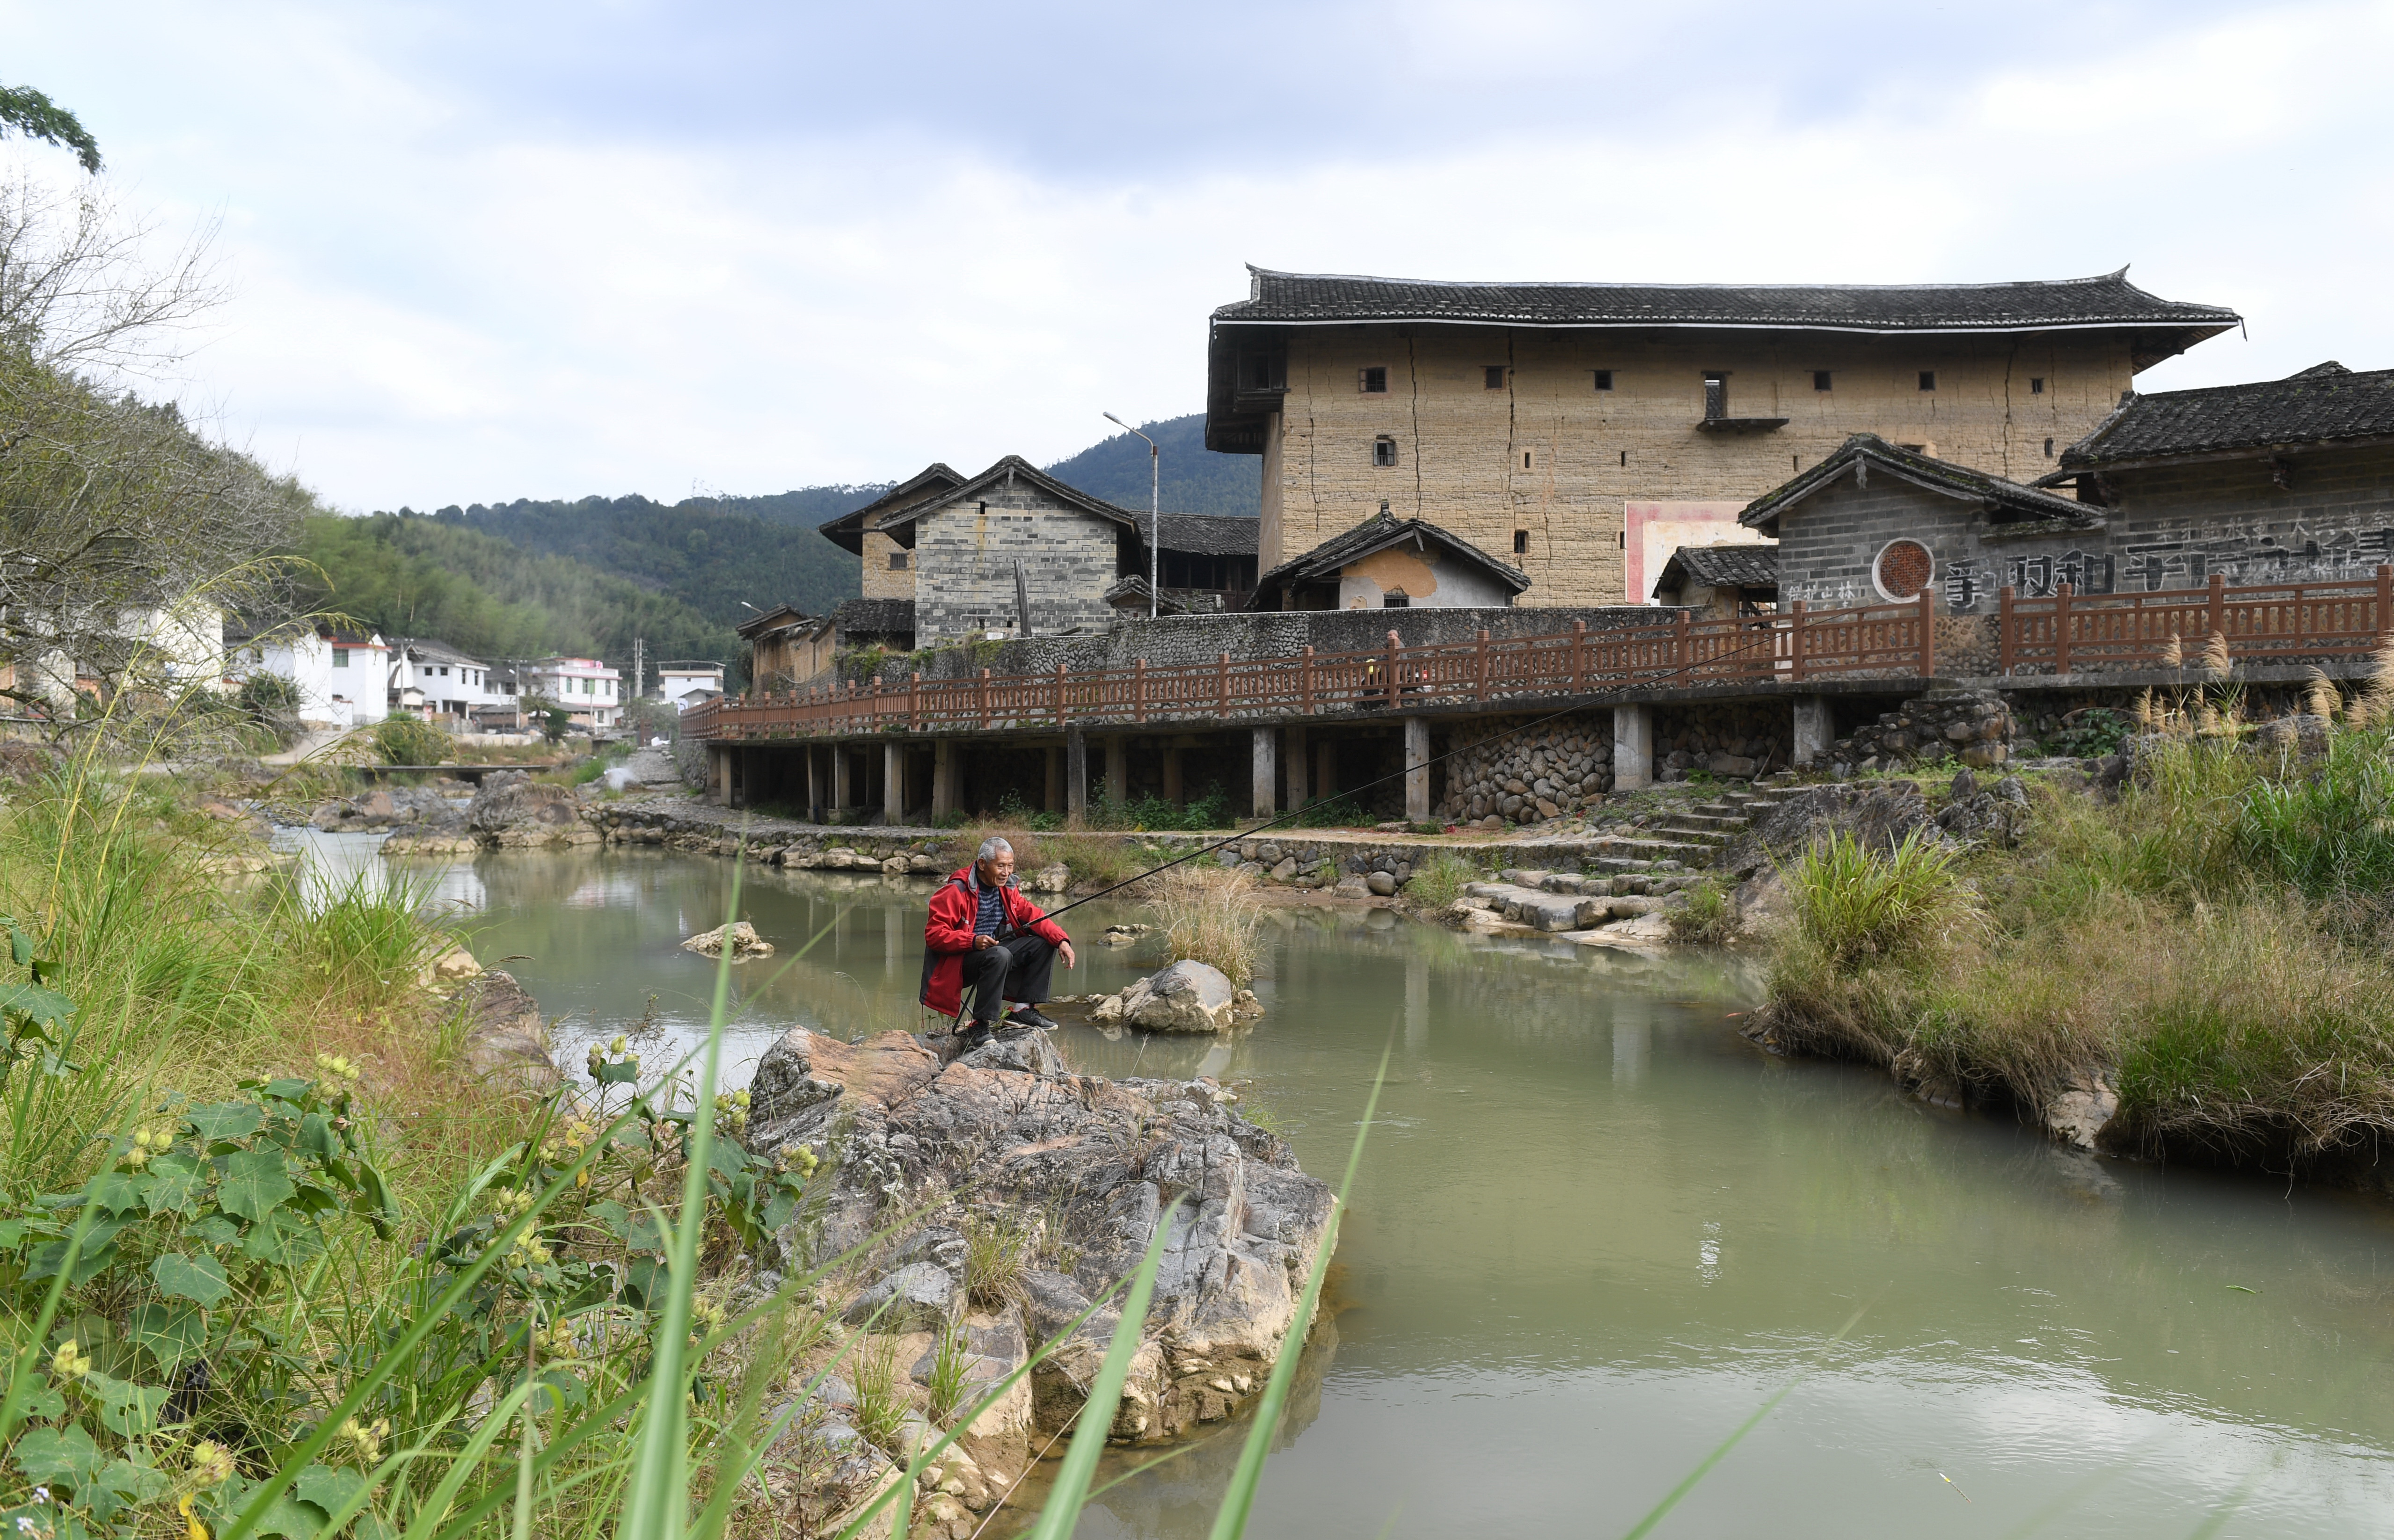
[921,836,1075,1046]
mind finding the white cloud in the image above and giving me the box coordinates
[4,0,2389,508]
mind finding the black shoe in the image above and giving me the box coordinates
[1007,1006,1060,1032]
[957,1022,994,1050]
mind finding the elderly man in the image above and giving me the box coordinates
[920,835,1076,1045]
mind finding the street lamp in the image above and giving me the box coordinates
[1103,412,1159,619]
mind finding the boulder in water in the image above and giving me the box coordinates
[1115,959,1236,1032]
[682,920,775,959]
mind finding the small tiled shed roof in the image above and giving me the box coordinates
[1742,435,2102,537]
[834,598,916,635]
[1149,513,1260,557]
[871,456,1143,545]
[2060,362,2394,469]
[1654,545,1778,600]
[1247,514,1529,609]
[400,638,488,668]
[1215,266,2239,335]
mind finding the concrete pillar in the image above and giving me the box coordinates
[883,741,905,825]
[1105,735,1127,808]
[1162,746,1184,807]
[1044,747,1063,814]
[1613,704,1655,791]
[708,744,730,805]
[1793,696,1833,768]
[1403,716,1431,824]
[931,738,956,822]
[832,745,853,817]
[1285,725,1308,810]
[805,745,821,822]
[1065,727,1088,822]
[1250,726,1277,820]
[1316,737,1337,797]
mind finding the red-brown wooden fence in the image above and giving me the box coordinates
[682,569,2394,745]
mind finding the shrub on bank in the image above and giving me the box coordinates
[1760,729,2394,1165]
[1150,863,1264,986]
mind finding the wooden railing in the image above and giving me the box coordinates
[1999,567,2394,676]
[682,568,2394,745]
[682,593,1936,743]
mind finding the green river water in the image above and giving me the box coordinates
[297,835,2394,1536]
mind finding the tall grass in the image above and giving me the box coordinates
[1150,863,1265,986]
[1763,728,2394,1164]
[1784,829,1984,969]
[1401,851,1482,910]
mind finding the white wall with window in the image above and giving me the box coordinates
[233,625,390,729]
[524,656,623,729]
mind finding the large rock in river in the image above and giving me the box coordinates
[748,1025,1334,1447]
[467,770,596,847]
[1116,959,1236,1033]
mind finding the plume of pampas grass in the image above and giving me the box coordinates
[2355,636,2394,727]
[2305,668,2340,722]
[2132,689,2156,731]
[2200,630,2232,679]
[2158,632,2184,670]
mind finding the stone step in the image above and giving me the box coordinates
[1460,882,1672,932]
[1670,811,1751,830]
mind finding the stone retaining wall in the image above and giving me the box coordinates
[1650,699,1793,784]
[1433,711,1614,824]
[1828,689,2016,776]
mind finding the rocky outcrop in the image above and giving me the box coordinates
[748,1025,1335,1450]
[453,968,557,1090]
[1718,781,1936,879]
[467,771,598,848]
[682,920,776,959]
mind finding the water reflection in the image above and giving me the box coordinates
[278,840,2394,1536]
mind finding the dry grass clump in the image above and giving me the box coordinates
[961,1209,1033,1308]
[949,822,1050,872]
[1401,850,1482,910]
[1149,861,1264,986]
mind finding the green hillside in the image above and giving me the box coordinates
[1044,413,1259,516]
[299,512,744,676]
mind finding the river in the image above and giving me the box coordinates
[283,832,2394,1537]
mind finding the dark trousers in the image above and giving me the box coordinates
[960,934,1058,1024]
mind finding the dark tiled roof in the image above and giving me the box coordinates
[399,638,488,668]
[318,625,385,648]
[874,456,1144,536]
[816,464,963,552]
[1215,266,2239,336]
[1656,545,1778,598]
[1150,512,1259,557]
[734,603,810,640]
[1248,515,1529,609]
[2060,363,2394,468]
[1742,435,2101,535]
[834,598,916,635]
[1102,575,1230,615]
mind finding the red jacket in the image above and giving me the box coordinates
[919,867,1069,1017]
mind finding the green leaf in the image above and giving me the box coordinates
[0,980,76,1031]
[241,1207,323,1268]
[14,1420,103,1487]
[5,1373,63,1421]
[89,1456,170,1520]
[186,1101,264,1143]
[593,1059,641,1084]
[350,1155,398,1240]
[218,1148,297,1222]
[127,1302,206,1369]
[229,1482,332,1540]
[151,1251,230,1307]
[292,1463,368,1517]
[190,1212,241,1247]
[84,1370,169,1438]
[143,1153,210,1216]
[262,1076,313,1105]
[9,922,34,967]
[88,1168,150,1216]
[27,1220,122,1283]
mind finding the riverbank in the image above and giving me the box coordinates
[1744,717,2394,1191]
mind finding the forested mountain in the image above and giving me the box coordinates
[425,494,869,622]
[1044,414,1259,516]
[334,414,1257,673]
[299,513,743,676]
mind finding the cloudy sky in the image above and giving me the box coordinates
[7,0,2391,511]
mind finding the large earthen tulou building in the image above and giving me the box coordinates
[1204,265,2240,606]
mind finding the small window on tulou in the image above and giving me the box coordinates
[1373,436,1398,467]
[1360,366,1388,394]
[1383,588,1410,609]
[889,552,909,570]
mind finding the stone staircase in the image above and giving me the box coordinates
[1636,774,1815,869]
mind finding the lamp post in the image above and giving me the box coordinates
[1103,412,1159,619]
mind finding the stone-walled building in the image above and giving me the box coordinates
[2057,362,2394,591]
[1204,266,2239,606]
[1741,435,2107,615]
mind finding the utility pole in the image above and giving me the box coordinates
[1104,413,1160,619]
[632,637,645,701]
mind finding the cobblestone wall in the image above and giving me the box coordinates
[1434,711,1614,823]
[1652,700,1794,783]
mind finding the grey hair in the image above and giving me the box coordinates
[976,836,1013,864]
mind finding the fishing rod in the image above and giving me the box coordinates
[995,618,1797,935]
